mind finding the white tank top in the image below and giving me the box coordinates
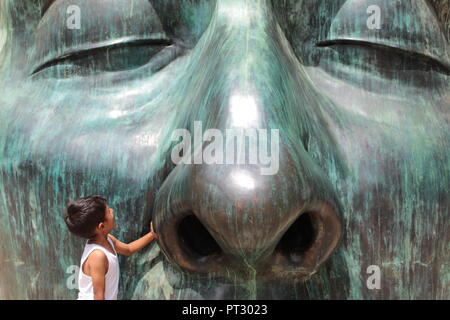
[77,236,120,300]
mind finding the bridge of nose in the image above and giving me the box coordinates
[167,0,338,153]
[168,0,294,128]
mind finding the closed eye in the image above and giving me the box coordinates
[316,39,450,76]
[30,37,173,76]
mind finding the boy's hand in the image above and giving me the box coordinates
[150,221,158,240]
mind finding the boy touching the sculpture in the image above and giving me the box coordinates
[64,195,158,300]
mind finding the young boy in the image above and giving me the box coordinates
[64,195,158,300]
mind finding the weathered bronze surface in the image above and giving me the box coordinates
[0,0,448,299]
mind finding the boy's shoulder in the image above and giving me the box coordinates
[86,248,108,263]
[88,249,108,259]
[86,249,108,270]
[82,248,108,275]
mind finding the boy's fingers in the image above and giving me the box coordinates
[150,221,157,237]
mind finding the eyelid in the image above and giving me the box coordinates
[30,36,173,75]
[316,38,450,73]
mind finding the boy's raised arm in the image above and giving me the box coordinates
[108,222,158,256]
[108,234,132,256]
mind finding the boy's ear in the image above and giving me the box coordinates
[98,222,105,230]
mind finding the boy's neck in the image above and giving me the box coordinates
[88,233,109,245]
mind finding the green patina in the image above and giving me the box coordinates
[0,0,448,299]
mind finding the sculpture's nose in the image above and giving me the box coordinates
[152,0,342,281]
[154,159,342,280]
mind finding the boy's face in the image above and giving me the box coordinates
[101,205,116,234]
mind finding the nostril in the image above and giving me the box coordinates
[177,214,222,259]
[276,212,318,262]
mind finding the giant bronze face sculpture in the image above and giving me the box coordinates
[0,0,448,299]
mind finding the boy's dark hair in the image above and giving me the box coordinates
[64,195,108,239]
